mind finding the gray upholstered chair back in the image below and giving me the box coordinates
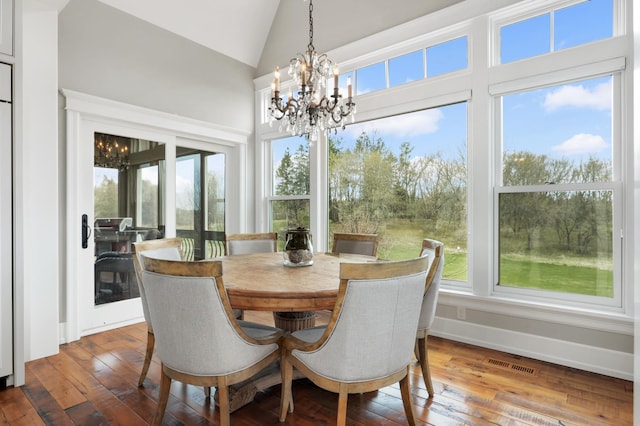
[292,267,426,382]
[331,233,378,257]
[226,232,278,255]
[141,258,278,376]
[418,239,444,332]
[132,238,183,333]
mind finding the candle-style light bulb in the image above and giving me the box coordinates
[333,65,339,89]
[301,62,307,86]
[274,66,280,92]
[347,76,352,98]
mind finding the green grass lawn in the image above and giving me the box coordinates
[295,218,614,298]
[499,255,613,297]
[375,221,611,297]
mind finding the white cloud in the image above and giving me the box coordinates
[551,133,608,155]
[346,109,443,138]
[543,80,611,111]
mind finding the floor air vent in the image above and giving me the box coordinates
[486,358,537,376]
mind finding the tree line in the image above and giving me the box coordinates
[275,131,612,258]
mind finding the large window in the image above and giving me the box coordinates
[499,0,613,64]
[347,36,468,96]
[259,0,628,315]
[328,105,468,282]
[496,76,617,302]
[270,136,310,242]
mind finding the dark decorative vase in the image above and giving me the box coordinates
[283,227,314,267]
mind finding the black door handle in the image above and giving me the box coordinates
[82,214,91,249]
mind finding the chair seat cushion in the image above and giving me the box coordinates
[238,320,282,339]
[291,325,326,343]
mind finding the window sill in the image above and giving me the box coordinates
[437,288,633,335]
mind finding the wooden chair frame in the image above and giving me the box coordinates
[141,256,282,426]
[279,256,428,426]
[415,238,444,397]
[131,237,183,387]
[331,232,378,257]
[225,232,278,255]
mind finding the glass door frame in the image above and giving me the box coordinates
[63,89,248,342]
[176,148,227,260]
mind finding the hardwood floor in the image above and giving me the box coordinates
[0,311,632,425]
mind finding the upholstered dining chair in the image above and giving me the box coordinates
[279,256,429,426]
[140,255,282,426]
[331,232,378,257]
[225,232,278,255]
[131,237,183,387]
[133,237,246,387]
[225,232,278,320]
[416,238,445,397]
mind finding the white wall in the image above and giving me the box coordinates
[16,1,62,367]
[632,0,640,421]
[58,0,255,130]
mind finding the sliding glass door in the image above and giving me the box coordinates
[176,148,226,260]
[93,134,165,306]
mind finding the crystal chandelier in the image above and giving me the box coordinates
[94,133,130,171]
[268,0,355,141]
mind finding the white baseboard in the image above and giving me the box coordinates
[58,317,145,345]
[431,317,633,381]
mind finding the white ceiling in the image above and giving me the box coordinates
[95,0,464,71]
[97,0,280,68]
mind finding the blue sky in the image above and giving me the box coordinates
[97,0,614,197]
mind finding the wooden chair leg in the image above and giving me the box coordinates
[138,330,154,386]
[400,369,417,426]
[417,335,434,397]
[153,365,171,426]
[217,379,231,426]
[336,383,348,426]
[279,358,294,421]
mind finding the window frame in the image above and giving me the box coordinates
[490,0,623,66]
[255,0,632,320]
[489,59,628,312]
[264,135,313,236]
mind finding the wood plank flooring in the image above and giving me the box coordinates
[0,311,632,425]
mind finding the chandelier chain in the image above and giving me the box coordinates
[308,0,314,52]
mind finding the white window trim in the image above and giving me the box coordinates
[254,0,634,333]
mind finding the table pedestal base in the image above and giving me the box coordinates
[214,362,304,413]
[273,311,317,332]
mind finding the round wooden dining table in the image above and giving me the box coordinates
[219,251,376,412]
[222,251,374,312]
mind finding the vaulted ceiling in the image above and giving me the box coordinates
[96,0,464,74]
